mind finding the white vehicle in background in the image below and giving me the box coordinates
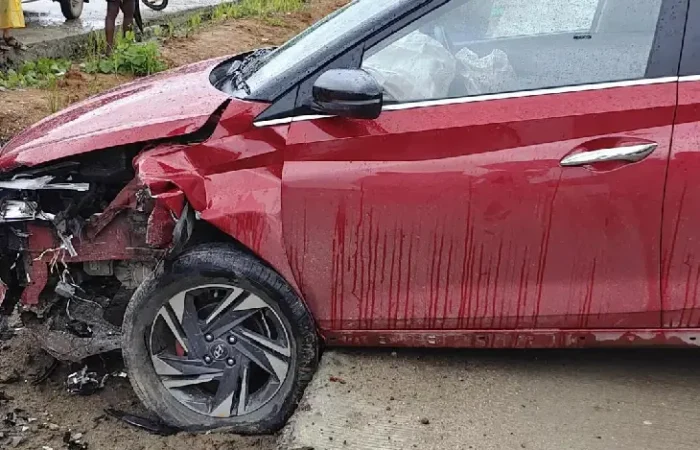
[21,0,85,20]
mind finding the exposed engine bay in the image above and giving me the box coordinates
[0,147,194,361]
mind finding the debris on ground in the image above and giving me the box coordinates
[63,430,88,449]
[32,357,59,385]
[329,376,347,384]
[66,366,107,395]
[0,369,20,384]
[105,409,179,436]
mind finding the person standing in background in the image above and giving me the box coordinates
[105,0,136,54]
[0,0,26,52]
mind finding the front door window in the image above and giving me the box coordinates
[362,0,663,102]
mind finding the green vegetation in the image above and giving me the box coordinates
[1,0,307,90]
[0,58,71,89]
[83,32,167,76]
[185,13,203,37]
[211,0,304,21]
[44,78,65,114]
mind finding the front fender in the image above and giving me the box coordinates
[133,106,299,293]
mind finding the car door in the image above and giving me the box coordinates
[280,0,686,332]
[662,0,700,328]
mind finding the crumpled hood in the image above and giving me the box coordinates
[0,57,232,169]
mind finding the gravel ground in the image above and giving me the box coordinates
[0,328,275,450]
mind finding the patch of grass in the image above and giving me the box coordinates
[0,58,71,89]
[211,0,304,21]
[83,32,167,76]
[261,16,285,26]
[211,4,228,21]
[87,30,109,61]
[185,13,203,37]
[44,78,66,114]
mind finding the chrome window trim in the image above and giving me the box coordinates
[383,76,678,111]
[679,75,700,83]
[253,76,679,127]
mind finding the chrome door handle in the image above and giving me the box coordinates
[560,143,658,167]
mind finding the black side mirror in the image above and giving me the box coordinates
[311,69,383,120]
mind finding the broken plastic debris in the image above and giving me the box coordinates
[57,233,78,257]
[63,430,88,450]
[104,408,179,436]
[66,366,107,396]
[0,175,89,191]
[0,200,55,223]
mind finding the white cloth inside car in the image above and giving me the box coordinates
[455,47,517,96]
[363,31,457,102]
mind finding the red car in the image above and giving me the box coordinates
[1,0,699,434]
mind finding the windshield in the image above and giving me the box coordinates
[242,0,411,95]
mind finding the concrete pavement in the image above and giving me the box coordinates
[281,348,700,450]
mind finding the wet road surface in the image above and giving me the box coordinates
[16,0,231,45]
[282,348,700,450]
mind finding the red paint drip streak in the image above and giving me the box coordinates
[369,215,380,329]
[662,184,687,299]
[483,256,493,328]
[434,232,446,328]
[491,240,504,329]
[388,221,398,329]
[680,255,694,327]
[474,243,485,329]
[690,265,700,326]
[534,173,562,325]
[394,227,405,328]
[514,247,528,328]
[363,210,374,329]
[404,225,415,328]
[583,258,597,327]
[442,238,455,328]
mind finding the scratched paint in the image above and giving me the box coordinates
[283,82,674,332]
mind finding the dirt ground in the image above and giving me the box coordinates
[0,0,348,144]
[0,328,275,450]
[0,1,345,449]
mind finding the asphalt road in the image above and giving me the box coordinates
[281,348,700,450]
[16,0,229,45]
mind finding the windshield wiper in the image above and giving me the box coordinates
[224,59,250,95]
[222,48,274,95]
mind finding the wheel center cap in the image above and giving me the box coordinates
[211,343,229,361]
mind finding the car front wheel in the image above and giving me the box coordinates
[121,243,319,433]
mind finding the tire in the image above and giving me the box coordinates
[59,0,83,20]
[141,0,167,11]
[121,243,319,433]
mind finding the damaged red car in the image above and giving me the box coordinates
[1,0,700,434]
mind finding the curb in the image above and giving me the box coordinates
[0,2,234,70]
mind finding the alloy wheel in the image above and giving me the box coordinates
[148,284,291,418]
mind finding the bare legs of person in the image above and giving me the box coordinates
[105,0,135,54]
